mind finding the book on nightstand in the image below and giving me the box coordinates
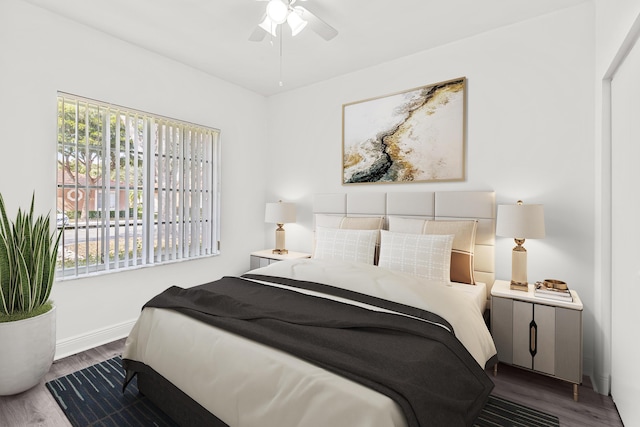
[534,282,573,302]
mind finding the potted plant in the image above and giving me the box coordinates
[0,193,62,395]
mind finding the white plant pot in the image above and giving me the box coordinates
[0,306,56,396]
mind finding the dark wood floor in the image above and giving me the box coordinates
[0,339,124,427]
[489,363,623,427]
[0,339,624,426]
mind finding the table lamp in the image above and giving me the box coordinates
[265,200,296,254]
[496,200,545,291]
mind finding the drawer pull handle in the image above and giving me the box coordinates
[529,320,537,357]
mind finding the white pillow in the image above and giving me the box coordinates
[378,230,454,283]
[388,216,478,284]
[313,227,378,264]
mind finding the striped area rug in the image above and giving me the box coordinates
[475,395,560,427]
[47,356,559,427]
[46,356,176,426]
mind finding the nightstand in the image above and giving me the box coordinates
[249,249,311,270]
[490,279,583,401]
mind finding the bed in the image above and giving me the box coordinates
[123,191,498,427]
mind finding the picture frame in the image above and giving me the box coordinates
[342,77,466,185]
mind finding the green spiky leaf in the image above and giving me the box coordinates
[0,192,61,319]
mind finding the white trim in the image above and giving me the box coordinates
[593,78,613,395]
[595,10,640,396]
[604,13,640,79]
[54,319,136,360]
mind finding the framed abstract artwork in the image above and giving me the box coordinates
[342,77,466,184]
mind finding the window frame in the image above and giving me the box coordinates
[56,92,221,279]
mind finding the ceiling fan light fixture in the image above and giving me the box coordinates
[259,15,278,37]
[266,0,289,25]
[287,9,307,36]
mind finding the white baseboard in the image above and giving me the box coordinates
[54,319,137,360]
[582,356,611,395]
[591,373,612,396]
[583,355,593,382]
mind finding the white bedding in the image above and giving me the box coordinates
[247,259,494,367]
[123,259,496,427]
[451,280,487,313]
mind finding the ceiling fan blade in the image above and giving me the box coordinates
[296,6,338,40]
[249,25,267,41]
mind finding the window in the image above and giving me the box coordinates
[56,93,220,278]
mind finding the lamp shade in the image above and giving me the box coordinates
[496,202,545,239]
[259,16,278,37]
[287,9,307,36]
[265,201,296,224]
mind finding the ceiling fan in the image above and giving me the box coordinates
[249,0,338,41]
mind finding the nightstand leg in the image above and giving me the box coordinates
[573,383,579,402]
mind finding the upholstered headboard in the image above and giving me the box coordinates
[313,191,496,297]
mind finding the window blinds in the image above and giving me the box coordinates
[56,93,220,278]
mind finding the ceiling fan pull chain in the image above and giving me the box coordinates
[279,26,284,87]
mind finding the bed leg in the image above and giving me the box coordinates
[493,363,498,377]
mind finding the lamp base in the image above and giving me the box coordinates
[272,225,288,255]
[510,281,529,292]
[510,243,528,291]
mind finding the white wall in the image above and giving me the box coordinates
[593,0,640,413]
[0,0,269,357]
[610,38,640,427]
[265,4,597,375]
[0,0,616,393]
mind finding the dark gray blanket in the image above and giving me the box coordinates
[139,275,493,427]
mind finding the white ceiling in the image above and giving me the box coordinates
[24,0,589,96]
